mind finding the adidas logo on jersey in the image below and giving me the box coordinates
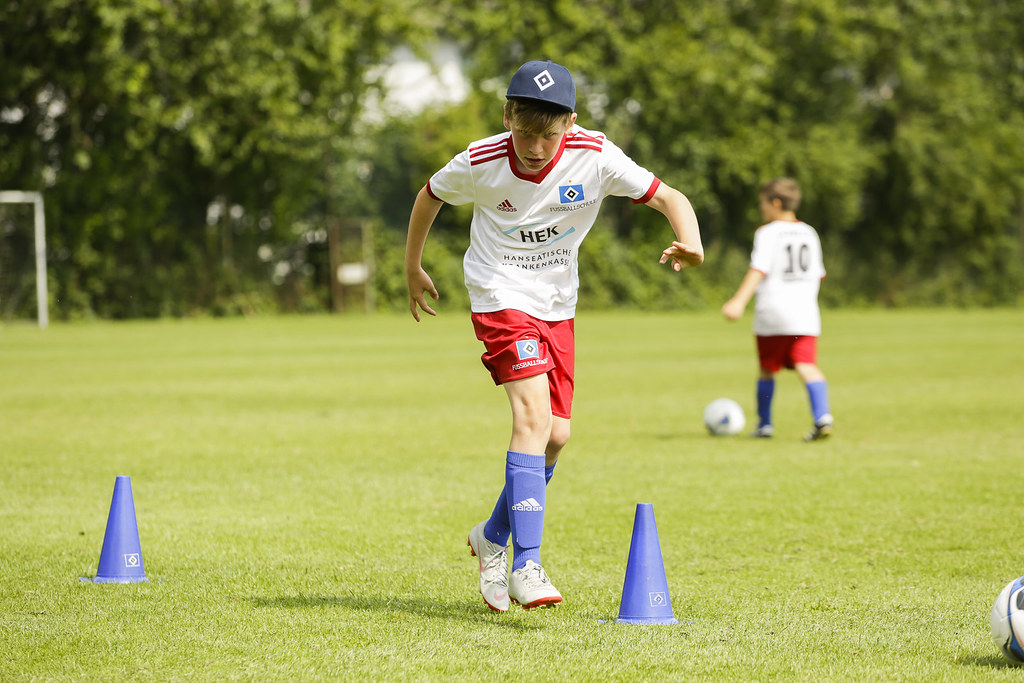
[497,199,517,212]
[512,497,543,512]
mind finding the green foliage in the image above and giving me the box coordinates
[1,0,1021,317]
[0,0,434,318]
[442,0,1024,306]
[371,218,470,315]
[355,93,495,237]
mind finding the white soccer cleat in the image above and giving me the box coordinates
[509,560,562,610]
[467,522,510,612]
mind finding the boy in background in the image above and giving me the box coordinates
[721,177,834,441]
[405,60,703,611]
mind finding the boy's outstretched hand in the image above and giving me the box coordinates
[660,241,704,271]
[407,267,438,322]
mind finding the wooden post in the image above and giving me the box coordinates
[327,220,345,312]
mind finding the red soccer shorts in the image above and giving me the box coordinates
[756,335,818,373]
[471,310,575,419]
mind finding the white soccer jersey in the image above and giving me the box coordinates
[749,219,826,336]
[427,126,659,321]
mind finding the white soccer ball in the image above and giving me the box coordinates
[703,398,746,436]
[991,577,1024,664]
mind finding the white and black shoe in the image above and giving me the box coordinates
[804,415,834,442]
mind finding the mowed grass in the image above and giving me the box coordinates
[1,308,1022,681]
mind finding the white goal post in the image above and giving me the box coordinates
[0,191,48,329]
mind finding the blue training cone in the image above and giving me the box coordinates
[615,502,677,624]
[81,475,148,583]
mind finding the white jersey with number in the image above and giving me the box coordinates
[426,126,659,321]
[749,219,826,336]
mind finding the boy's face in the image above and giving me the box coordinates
[504,112,577,175]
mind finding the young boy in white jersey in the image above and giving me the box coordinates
[721,177,834,442]
[405,60,703,612]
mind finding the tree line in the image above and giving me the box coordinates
[1,0,1021,319]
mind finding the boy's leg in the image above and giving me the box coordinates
[483,459,558,547]
[756,373,775,432]
[754,336,786,437]
[796,362,833,440]
[502,374,562,608]
[474,414,564,611]
[484,414,567,544]
[468,312,571,609]
[505,450,546,570]
[805,380,832,423]
[468,368,553,612]
[502,373,552,570]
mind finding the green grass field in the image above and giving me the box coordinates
[2,309,1022,681]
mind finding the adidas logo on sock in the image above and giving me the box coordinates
[512,497,543,512]
[497,199,517,212]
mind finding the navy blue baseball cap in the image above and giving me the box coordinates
[506,60,576,112]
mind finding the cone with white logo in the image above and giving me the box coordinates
[82,475,148,583]
[615,502,677,624]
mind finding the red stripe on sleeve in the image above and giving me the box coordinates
[425,181,441,202]
[632,177,661,204]
[470,152,508,166]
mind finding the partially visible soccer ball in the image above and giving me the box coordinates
[703,398,746,436]
[991,577,1024,664]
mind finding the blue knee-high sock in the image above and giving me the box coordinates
[504,451,546,571]
[806,381,832,423]
[756,378,775,428]
[483,462,556,546]
[483,492,511,546]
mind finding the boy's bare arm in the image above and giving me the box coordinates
[405,185,444,321]
[722,268,765,320]
[648,183,704,271]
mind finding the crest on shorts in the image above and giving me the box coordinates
[515,340,540,360]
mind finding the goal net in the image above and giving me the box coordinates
[0,191,48,328]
